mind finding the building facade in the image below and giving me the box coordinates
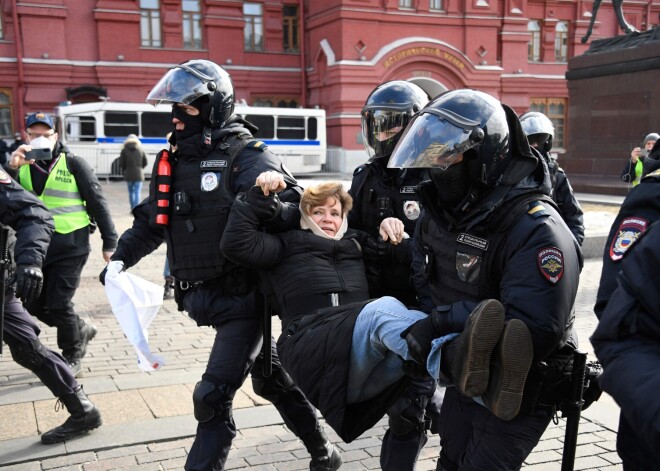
[1,0,658,172]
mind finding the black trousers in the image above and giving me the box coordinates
[24,253,88,360]
[438,387,552,470]
[185,312,319,471]
[3,294,77,397]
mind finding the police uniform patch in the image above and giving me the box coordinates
[403,200,421,221]
[201,172,219,192]
[457,233,489,251]
[0,168,10,184]
[200,160,227,169]
[537,247,564,284]
[527,201,549,218]
[400,186,416,194]
[609,217,648,261]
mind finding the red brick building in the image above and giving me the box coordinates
[1,0,657,171]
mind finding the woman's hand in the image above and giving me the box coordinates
[379,217,407,244]
[255,171,287,196]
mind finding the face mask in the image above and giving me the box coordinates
[29,135,55,151]
[172,104,204,141]
[430,162,471,208]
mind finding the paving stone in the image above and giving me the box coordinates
[135,447,186,464]
[95,444,148,460]
[42,451,97,469]
[139,384,192,417]
[0,402,38,440]
[82,455,136,471]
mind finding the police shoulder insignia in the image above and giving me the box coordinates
[0,168,11,184]
[643,168,660,179]
[609,217,648,261]
[247,140,267,151]
[353,165,366,176]
[537,247,564,284]
[527,201,550,219]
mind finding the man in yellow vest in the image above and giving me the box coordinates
[6,112,117,377]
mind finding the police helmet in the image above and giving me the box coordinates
[388,89,510,188]
[520,111,554,152]
[147,59,235,128]
[361,81,429,160]
[643,132,660,147]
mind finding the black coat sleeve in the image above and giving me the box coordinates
[410,210,433,313]
[221,191,286,269]
[0,173,54,268]
[553,168,585,245]
[347,164,369,230]
[111,201,165,268]
[620,159,636,182]
[68,154,118,251]
[592,221,660,453]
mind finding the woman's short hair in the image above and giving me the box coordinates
[300,182,353,216]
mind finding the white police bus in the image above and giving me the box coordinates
[55,101,327,177]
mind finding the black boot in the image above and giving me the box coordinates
[41,386,103,444]
[441,299,505,398]
[78,319,98,360]
[300,425,342,471]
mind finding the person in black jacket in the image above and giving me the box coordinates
[7,112,117,377]
[592,142,660,469]
[221,175,533,448]
[0,169,102,444]
[103,60,340,471]
[520,111,585,245]
[390,89,582,470]
[350,80,441,470]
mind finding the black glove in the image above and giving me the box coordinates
[245,186,282,222]
[99,266,108,286]
[400,315,436,366]
[15,266,43,303]
[364,236,410,265]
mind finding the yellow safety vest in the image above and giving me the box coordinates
[632,159,644,187]
[19,154,90,234]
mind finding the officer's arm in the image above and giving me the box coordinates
[554,169,585,245]
[592,222,660,451]
[498,215,581,361]
[221,191,287,269]
[1,177,54,268]
[111,202,165,269]
[347,165,368,230]
[410,211,434,313]
[69,155,118,252]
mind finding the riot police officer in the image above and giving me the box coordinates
[393,89,582,469]
[0,168,102,444]
[104,60,340,471]
[592,141,660,469]
[520,111,585,245]
[350,80,440,470]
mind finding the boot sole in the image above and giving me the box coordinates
[310,445,342,471]
[453,299,505,397]
[487,319,533,421]
[41,417,103,445]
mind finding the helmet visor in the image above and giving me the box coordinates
[361,108,412,159]
[146,66,211,106]
[388,113,483,170]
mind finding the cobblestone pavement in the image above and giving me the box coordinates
[0,180,624,470]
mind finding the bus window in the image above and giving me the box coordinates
[308,117,317,140]
[245,115,274,139]
[277,116,305,139]
[65,116,96,142]
[105,112,139,137]
[141,111,172,137]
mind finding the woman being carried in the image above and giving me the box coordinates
[221,172,533,442]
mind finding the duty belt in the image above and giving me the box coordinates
[284,291,369,317]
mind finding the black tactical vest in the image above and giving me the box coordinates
[419,193,554,306]
[165,134,250,282]
[356,164,425,237]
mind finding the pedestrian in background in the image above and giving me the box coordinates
[118,134,148,210]
[7,111,117,378]
[621,132,658,188]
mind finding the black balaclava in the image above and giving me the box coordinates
[430,150,478,210]
[172,96,208,142]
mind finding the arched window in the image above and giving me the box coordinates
[528,20,541,62]
[555,22,569,62]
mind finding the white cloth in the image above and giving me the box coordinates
[300,211,348,240]
[104,268,165,371]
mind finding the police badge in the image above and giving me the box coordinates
[403,200,420,221]
[609,217,648,261]
[537,247,564,284]
[201,172,219,192]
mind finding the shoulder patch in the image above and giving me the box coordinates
[246,140,267,151]
[527,201,550,219]
[353,164,367,176]
[609,217,648,261]
[0,168,11,184]
[537,247,564,284]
